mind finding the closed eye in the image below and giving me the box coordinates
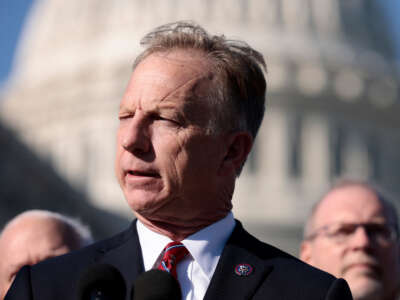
[333,224,357,236]
[151,114,180,126]
[118,114,133,121]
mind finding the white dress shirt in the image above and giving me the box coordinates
[137,212,235,300]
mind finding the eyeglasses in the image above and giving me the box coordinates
[306,222,399,245]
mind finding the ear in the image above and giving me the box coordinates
[299,241,312,264]
[219,131,253,176]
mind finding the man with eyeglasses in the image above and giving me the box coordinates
[300,180,400,300]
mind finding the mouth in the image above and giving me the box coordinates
[345,263,381,277]
[126,170,161,178]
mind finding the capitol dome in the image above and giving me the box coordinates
[2,0,399,252]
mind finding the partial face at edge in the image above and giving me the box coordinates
[300,186,400,300]
[0,218,73,299]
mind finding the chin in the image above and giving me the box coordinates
[125,193,162,212]
[349,277,383,300]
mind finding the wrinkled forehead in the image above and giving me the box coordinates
[135,49,214,78]
[313,186,393,227]
[124,50,218,119]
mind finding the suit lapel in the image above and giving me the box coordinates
[204,222,273,300]
[94,221,144,298]
[87,220,277,299]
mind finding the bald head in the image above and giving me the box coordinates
[0,210,93,299]
[304,181,398,239]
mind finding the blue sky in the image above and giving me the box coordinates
[384,1,400,56]
[1,0,400,90]
[0,0,34,89]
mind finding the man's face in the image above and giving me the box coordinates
[0,218,72,299]
[300,186,400,300]
[115,50,235,229]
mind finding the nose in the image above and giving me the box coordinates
[120,113,151,154]
[349,226,372,249]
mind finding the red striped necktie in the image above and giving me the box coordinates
[157,241,189,280]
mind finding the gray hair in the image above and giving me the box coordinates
[133,21,267,140]
[303,179,399,240]
[1,210,93,249]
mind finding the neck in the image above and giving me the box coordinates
[135,212,229,241]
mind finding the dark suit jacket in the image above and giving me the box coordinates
[5,220,352,300]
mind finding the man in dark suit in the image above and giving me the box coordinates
[6,21,352,300]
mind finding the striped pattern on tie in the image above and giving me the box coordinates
[157,241,189,280]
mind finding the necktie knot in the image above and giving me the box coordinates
[157,241,189,280]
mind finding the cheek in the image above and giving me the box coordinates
[0,272,7,292]
[152,131,186,185]
[1,282,12,299]
[311,243,344,274]
[114,141,125,181]
[0,270,16,298]
[114,155,123,185]
[379,246,400,276]
[114,136,121,161]
[171,138,206,178]
[165,143,187,184]
[160,136,212,199]
[154,127,185,160]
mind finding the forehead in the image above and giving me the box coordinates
[136,49,211,79]
[125,50,213,101]
[313,185,392,227]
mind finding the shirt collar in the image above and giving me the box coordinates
[182,212,235,279]
[136,212,235,279]
[136,220,172,271]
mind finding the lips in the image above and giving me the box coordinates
[125,170,160,178]
[343,261,381,277]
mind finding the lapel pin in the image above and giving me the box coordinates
[234,263,254,277]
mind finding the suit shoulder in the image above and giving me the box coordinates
[240,231,352,299]
[6,224,138,300]
[27,224,136,294]
[216,222,352,299]
[35,223,134,270]
[239,226,336,282]
[232,222,349,296]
